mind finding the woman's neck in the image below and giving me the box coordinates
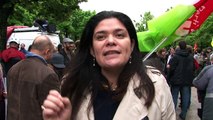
[101,68,122,90]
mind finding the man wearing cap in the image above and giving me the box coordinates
[49,52,65,80]
[60,38,76,67]
[1,38,25,75]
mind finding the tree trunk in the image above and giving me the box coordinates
[0,3,14,51]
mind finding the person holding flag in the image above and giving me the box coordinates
[137,0,213,119]
[137,0,213,61]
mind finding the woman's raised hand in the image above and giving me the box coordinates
[42,90,72,120]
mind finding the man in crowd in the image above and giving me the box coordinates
[1,38,25,75]
[7,35,60,120]
[167,40,195,120]
[60,37,76,67]
[48,52,65,80]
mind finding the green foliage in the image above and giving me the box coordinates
[70,10,96,40]
[57,9,95,40]
[0,0,88,50]
[57,21,74,39]
[7,0,84,26]
[134,12,154,32]
[6,0,93,42]
[8,4,37,26]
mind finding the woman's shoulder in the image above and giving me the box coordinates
[145,65,171,95]
[145,66,176,120]
[146,66,166,83]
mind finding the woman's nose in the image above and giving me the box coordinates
[108,34,114,41]
[106,35,116,46]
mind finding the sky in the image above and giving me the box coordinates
[79,0,199,22]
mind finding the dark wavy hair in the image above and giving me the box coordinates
[61,11,155,119]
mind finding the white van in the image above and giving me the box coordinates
[7,27,61,50]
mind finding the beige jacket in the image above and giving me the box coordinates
[76,67,176,120]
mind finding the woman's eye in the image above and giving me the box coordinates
[94,34,106,41]
[115,33,125,39]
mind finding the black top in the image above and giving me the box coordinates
[168,49,195,86]
[93,89,120,120]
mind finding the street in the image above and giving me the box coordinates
[176,87,201,120]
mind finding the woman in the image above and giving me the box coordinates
[42,11,175,120]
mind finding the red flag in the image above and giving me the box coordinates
[194,42,198,51]
[187,0,213,33]
[193,0,207,9]
[176,0,213,36]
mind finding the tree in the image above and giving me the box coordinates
[134,12,154,32]
[0,0,15,50]
[66,9,96,40]
[8,4,95,41]
[8,3,37,26]
[0,0,87,50]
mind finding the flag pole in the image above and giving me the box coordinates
[142,37,169,62]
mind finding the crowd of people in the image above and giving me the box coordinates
[149,40,213,120]
[0,10,212,120]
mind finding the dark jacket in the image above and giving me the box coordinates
[168,49,195,86]
[7,56,60,120]
[59,49,72,67]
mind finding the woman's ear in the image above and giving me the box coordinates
[90,47,95,57]
[131,39,135,52]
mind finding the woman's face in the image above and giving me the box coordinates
[90,18,134,71]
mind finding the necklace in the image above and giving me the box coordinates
[110,83,117,91]
[111,85,117,91]
[102,82,118,91]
